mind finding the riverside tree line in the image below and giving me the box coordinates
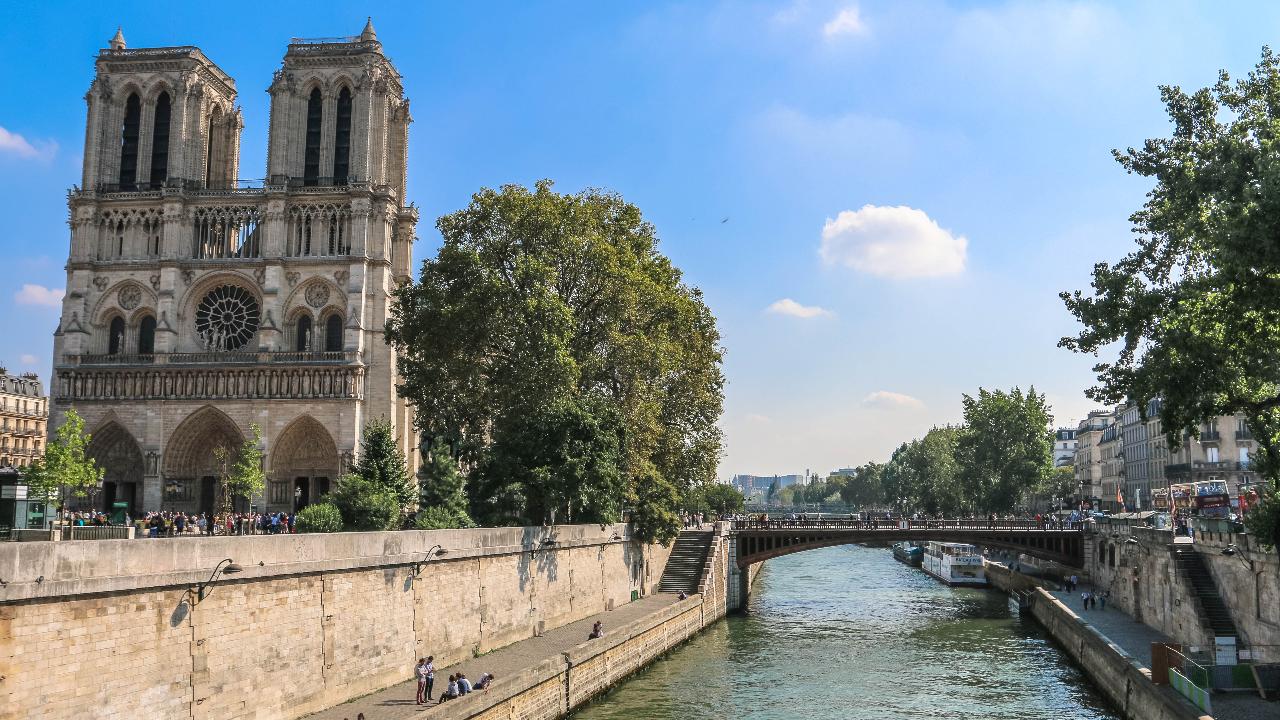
[775,387,1073,516]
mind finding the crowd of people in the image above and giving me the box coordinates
[137,510,299,537]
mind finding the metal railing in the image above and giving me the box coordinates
[732,518,1085,531]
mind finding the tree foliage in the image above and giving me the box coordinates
[413,505,476,530]
[26,408,103,505]
[692,483,745,516]
[353,418,414,509]
[1060,48,1280,546]
[296,503,343,533]
[956,388,1053,513]
[387,181,725,543]
[217,423,264,514]
[330,473,401,531]
[417,436,471,523]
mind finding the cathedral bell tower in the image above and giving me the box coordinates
[52,22,419,517]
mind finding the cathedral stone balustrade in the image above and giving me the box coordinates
[56,364,365,401]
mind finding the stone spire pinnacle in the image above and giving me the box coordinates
[360,17,377,42]
[108,26,126,51]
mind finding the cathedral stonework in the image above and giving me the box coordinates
[51,21,419,515]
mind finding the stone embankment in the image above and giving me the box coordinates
[988,562,1210,720]
[0,524,689,720]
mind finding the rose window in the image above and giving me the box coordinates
[194,285,260,351]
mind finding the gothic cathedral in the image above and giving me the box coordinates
[51,21,419,515]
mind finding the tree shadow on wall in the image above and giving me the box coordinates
[517,525,561,593]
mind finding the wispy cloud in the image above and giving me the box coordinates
[0,126,57,160]
[766,298,833,318]
[823,6,867,38]
[862,390,924,410]
[14,284,64,308]
[821,205,967,278]
[745,413,771,423]
[20,354,37,366]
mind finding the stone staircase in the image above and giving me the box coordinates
[1171,545,1238,640]
[657,530,714,594]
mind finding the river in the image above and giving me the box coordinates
[572,544,1120,720]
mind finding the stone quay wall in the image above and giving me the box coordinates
[1086,524,1280,648]
[0,524,674,720]
[1027,588,1209,720]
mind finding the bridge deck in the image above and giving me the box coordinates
[730,519,1085,568]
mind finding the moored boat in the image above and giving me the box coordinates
[891,541,923,567]
[921,541,987,586]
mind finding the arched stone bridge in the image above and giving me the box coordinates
[731,518,1085,569]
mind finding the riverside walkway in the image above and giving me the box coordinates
[1047,590,1272,720]
[306,593,681,720]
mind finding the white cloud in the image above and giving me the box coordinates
[820,204,967,278]
[20,354,37,366]
[745,413,771,423]
[14,284,65,308]
[862,390,924,410]
[823,6,867,38]
[0,126,56,160]
[766,298,832,318]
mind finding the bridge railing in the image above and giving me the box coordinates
[731,518,1085,531]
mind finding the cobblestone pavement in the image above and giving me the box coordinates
[1049,590,1276,720]
[305,593,681,720]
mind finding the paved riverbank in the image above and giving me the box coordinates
[1047,591,1274,720]
[306,593,684,720]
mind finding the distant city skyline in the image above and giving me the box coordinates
[4,2,1280,479]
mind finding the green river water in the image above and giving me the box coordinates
[572,544,1121,720]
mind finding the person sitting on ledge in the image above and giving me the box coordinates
[677,591,688,600]
[474,672,495,690]
[458,673,472,695]
[588,620,604,639]
[438,674,460,703]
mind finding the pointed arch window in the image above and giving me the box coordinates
[138,315,157,355]
[149,92,171,189]
[295,315,313,352]
[303,88,323,186]
[325,313,343,352]
[333,87,352,184]
[119,93,141,190]
[108,317,126,355]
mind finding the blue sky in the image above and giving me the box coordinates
[2,1,1277,479]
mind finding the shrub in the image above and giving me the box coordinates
[413,505,476,530]
[330,473,401,531]
[296,503,343,533]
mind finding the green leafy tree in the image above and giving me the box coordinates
[700,483,745,516]
[413,505,477,530]
[26,408,104,510]
[330,473,400,531]
[296,503,343,533]
[766,478,779,504]
[216,423,264,514]
[387,180,725,544]
[1060,48,1280,548]
[839,463,883,508]
[955,388,1053,513]
[353,418,414,509]
[416,435,474,527]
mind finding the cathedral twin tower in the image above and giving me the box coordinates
[52,21,418,515]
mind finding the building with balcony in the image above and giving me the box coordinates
[0,371,48,470]
[1073,410,1112,508]
[1098,413,1124,512]
[1162,414,1260,509]
[1052,427,1077,468]
[50,22,418,516]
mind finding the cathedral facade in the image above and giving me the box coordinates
[51,21,419,515]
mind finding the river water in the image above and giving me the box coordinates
[573,544,1120,720]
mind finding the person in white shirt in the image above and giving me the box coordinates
[458,673,472,694]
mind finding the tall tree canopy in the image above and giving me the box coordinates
[387,181,725,543]
[353,418,414,509]
[1060,48,1280,547]
[956,387,1053,513]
